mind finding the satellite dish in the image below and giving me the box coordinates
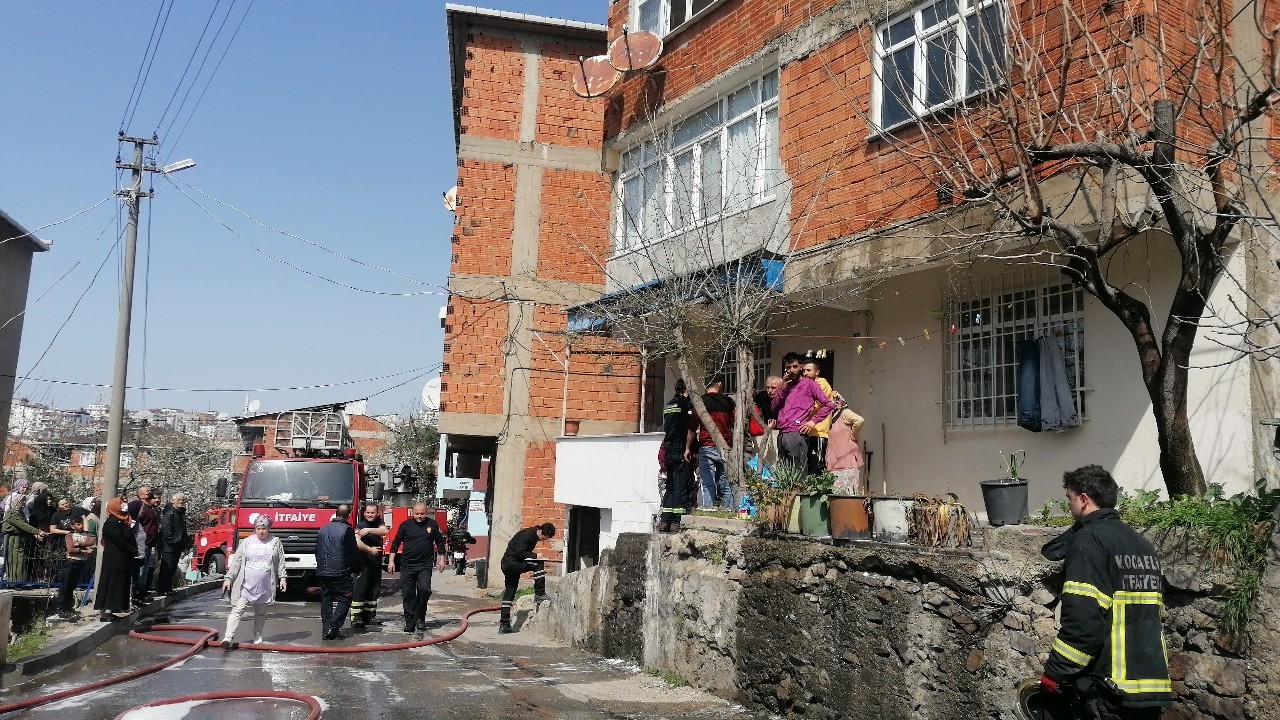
[421,377,441,411]
[571,55,621,98]
[607,28,663,72]
[443,186,458,212]
[247,399,261,414]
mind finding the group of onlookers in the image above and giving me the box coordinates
[657,351,867,531]
[0,481,191,622]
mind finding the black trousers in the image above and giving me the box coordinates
[156,550,181,594]
[317,574,354,634]
[400,562,435,626]
[499,557,545,624]
[59,560,85,612]
[351,557,382,623]
[660,458,695,526]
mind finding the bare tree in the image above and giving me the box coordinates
[858,0,1280,496]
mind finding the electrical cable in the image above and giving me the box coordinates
[13,237,121,396]
[123,0,176,132]
[170,177,445,289]
[0,212,119,333]
[0,196,114,248]
[140,188,154,410]
[164,176,448,296]
[119,0,170,133]
[152,0,227,136]
[161,0,256,165]
[2,363,439,394]
[0,605,502,716]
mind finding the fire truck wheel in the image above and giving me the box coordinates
[208,552,226,576]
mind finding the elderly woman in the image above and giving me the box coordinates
[2,480,44,582]
[221,515,286,647]
[826,408,867,496]
[96,498,137,620]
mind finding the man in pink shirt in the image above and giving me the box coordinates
[771,352,838,474]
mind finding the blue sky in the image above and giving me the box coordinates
[2,1,606,418]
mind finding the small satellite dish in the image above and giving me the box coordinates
[421,377,441,411]
[571,55,622,98]
[247,399,261,414]
[607,28,663,72]
[443,186,458,212]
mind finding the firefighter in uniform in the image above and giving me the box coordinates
[498,522,555,634]
[657,379,694,532]
[1039,465,1172,719]
[351,502,388,628]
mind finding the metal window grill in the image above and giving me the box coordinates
[706,338,771,395]
[943,270,1087,428]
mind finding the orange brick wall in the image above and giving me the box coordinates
[522,440,563,565]
[526,304,642,422]
[453,160,515,276]
[537,168,612,283]
[440,299,510,417]
[536,41,607,148]
[459,34,524,140]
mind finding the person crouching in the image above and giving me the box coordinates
[221,515,286,647]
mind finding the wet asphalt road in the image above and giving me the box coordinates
[0,574,751,720]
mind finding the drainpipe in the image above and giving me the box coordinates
[561,346,571,436]
[638,347,647,433]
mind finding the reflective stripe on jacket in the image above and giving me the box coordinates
[1041,509,1172,707]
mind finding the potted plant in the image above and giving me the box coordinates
[746,462,806,532]
[797,471,836,537]
[979,450,1029,526]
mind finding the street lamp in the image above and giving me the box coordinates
[96,138,196,598]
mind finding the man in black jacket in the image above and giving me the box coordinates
[155,493,189,595]
[498,522,555,634]
[315,504,362,640]
[1039,465,1172,719]
[387,502,446,637]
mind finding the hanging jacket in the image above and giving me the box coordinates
[1041,509,1172,708]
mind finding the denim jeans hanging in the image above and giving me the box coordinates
[1016,338,1041,432]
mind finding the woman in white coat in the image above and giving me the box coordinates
[221,515,286,647]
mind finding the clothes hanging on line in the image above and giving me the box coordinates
[1016,335,1080,433]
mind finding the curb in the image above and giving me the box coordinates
[6,578,224,678]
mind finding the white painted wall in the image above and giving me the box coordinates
[818,235,1255,517]
[555,433,663,550]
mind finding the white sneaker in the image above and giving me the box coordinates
[253,636,264,644]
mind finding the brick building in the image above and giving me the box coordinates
[444,0,1280,528]
[440,6,646,573]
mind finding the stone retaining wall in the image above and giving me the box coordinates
[531,519,1276,719]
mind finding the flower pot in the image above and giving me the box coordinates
[563,419,580,436]
[797,494,830,537]
[871,496,914,543]
[787,495,802,533]
[828,495,872,541]
[980,479,1028,526]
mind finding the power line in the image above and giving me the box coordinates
[0,196,115,248]
[122,0,176,132]
[153,0,227,136]
[162,0,255,165]
[170,176,443,289]
[14,237,121,396]
[3,364,439,394]
[119,0,171,132]
[164,176,448,297]
[0,212,119,333]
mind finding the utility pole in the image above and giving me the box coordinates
[95,134,158,594]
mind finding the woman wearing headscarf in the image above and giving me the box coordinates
[95,497,137,620]
[2,480,43,582]
[221,515,286,647]
[826,408,867,496]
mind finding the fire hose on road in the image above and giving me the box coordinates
[0,604,503,719]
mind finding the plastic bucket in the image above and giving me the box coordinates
[797,495,830,537]
[871,496,913,543]
[980,480,1028,526]
[828,495,872,540]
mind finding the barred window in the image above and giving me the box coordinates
[705,338,771,395]
[945,276,1086,426]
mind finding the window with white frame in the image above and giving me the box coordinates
[873,0,1006,131]
[634,0,719,37]
[616,70,781,252]
[946,277,1086,426]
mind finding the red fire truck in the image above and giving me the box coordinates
[203,409,373,583]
